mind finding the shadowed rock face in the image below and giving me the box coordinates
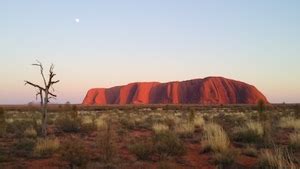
[83,77,268,105]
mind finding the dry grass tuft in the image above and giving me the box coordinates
[279,116,300,130]
[201,123,230,153]
[289,132,300,150]
[34,137,59,157]
[24,126,37,138]
[233,121,264,143]
[175,122,195,138]
[193,116,205,128]
[152,123,169,134]
[258,148,296,169]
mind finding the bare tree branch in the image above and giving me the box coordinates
[25,81,45,90]
[25,81,57,97]
[32,60,47,87]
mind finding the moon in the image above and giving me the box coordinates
[75,18,80,23]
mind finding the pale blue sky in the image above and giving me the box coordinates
[0,0,299,104]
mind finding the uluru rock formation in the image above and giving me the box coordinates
[83,77,268,105]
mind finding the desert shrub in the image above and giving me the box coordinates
[193,116,205,128]
[233,121,264,143]
[120,117,135,130]
[288,132,300,151]
[96,121,117,163]
[188,110,195,122]
[257,99,266,113]
[81,123,97,133]
[13,138,36,157]
[294,105,300,118]
[55,112,82,132]
[153,131,185,157]
[60,137,89,168]
[96,118,108,130]
[258,148,296,169]
[279,116,300,130]
[214,149,238,169]
[0,107,6,137]
[162,115,178,129]
[6,119,38,137]
[242,145,258,157]
[24,126,37,138]
[201,123,230,153]
[152,123,169,134]
[174,122,195,138]
[128,141,153,160]
[34,137,60,158]
[81,117,97,133]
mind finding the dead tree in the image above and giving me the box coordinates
[25,60,59,137]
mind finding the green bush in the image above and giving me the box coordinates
[6,119,39,137]
[55,112,82,132]
[128,141,153,160]
[213,149,238,169]
[153,131,185,157]
[13,138,36,157]
[60,137,89,167]
[120,117,136,130]
[81,122,97,133]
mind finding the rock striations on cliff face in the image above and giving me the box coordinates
[82,77,268,105]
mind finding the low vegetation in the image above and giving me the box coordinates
[202,123,230,153]
[34,137,60,157]
[233,121,264,143]
[258,148,296,169]
[0,104,299,168]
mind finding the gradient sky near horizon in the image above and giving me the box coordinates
[0,0,300,104]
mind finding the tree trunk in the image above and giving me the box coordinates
[42,92,49,137]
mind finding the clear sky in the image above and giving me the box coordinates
[0,0,299,104]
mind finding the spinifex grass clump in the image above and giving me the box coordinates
[279,116,300,130]
[233,121,264,143]
[202,123,230,153]
[24,126,37,138]
[288,132,300,151]
[258,148,296,169]
[34,137,60,158]
[152,123,169,134]
[193,116,205,128]
[201,123,237,168]
[294,105,300,118]
[153,130,185,158]
[174,122,195,138]
[6,119,39,138]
